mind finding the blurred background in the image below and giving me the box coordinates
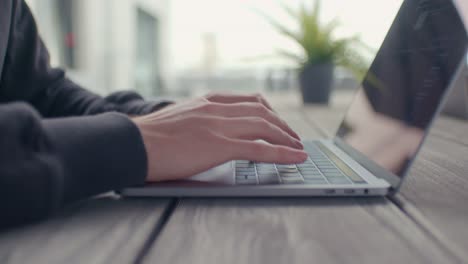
[25,0,466,110]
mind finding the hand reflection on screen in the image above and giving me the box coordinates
[337,0,466,177]
[342,90,424,175]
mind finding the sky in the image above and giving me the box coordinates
[168,0,404,72]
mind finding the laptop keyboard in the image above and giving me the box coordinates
[235,143,367,185]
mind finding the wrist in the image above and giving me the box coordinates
[131,116,154,181]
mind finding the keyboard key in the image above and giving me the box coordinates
[256,163,274,167]
[321,172,342,177]
[315,163,334,167]
[236,171,256,176]
[235,146,367,186]
[312,158,327,162]
[257,168,277,173]
[315,163,331,167]
[276,164,297,169]
[314,142,367,184]
[313,163,329,166]
[318,168,338,172]
[301,170,322,175]
[319,170,337,174]
[323,172,344,177]
[300,171,320,176]
[280,172,302,178]
[258,173,281,184]
[276,165,297,169]
[299,167,319,171]
[314,159,331,163]
[257,169,277,175]
[298,167,316,171]
[301,171,322,177]
[277,168,298,173]
[297,164,316,169]
[236,173,256,180]
[308,153,323,157]
[235,173,257,185]
[257,167,275,171]
[236,173,256,179]
[302,172,323,179]
[258,170,277,175]
[322,171,340,176]
[301,171,322,178]
[277,169,299,174]
[236,163,254,168]
[236,168,255,173]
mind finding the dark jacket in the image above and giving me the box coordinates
[0,0,171,228]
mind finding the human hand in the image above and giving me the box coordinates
[132,93,307,182]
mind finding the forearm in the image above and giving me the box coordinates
[0,103,148,228]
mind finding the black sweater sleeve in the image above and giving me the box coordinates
[0,103,148,228]
[0,1,165,228]
[0,0,172,117]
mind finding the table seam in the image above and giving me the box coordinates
[133,198,179,264]
[300,108,465,263]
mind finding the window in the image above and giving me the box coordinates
[135,8,160,96]
[56,0,77,68]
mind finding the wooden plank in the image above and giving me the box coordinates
[431,115,468,146]
[143,198,456,264]
[398,136,468,261]
[0,194,171,264]
[142,103,456,264]
[302,104,468,262]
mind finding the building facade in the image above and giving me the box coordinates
[26,0,170,97]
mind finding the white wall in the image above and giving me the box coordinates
[168,0,403,72]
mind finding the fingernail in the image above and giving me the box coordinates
[289,130,301,140]
[294,139,304,149]
[289,150,307,163]
[294,131,301,139]
[297,151,308,161]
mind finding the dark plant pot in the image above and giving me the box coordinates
[299,63,334,104]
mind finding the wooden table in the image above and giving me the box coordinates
[1,93,468,264]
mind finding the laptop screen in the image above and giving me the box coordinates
[336,0,468,179]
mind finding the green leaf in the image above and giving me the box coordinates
[277,49,305,65]
[260,0,376,81]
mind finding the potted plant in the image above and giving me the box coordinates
[262,1,372,104]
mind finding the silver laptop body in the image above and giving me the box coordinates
[122,0,468,197]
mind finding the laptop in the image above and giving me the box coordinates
[122,0,468,197]
[442,61,468,119]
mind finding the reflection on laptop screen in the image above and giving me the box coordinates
[336,0,468,177]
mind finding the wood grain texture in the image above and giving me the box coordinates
[399,135,468,261]
[431,116,468,145]
[142,103,456,264]
[144,198,455,264]
[0,194,171,264]
[300,104,468,262]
